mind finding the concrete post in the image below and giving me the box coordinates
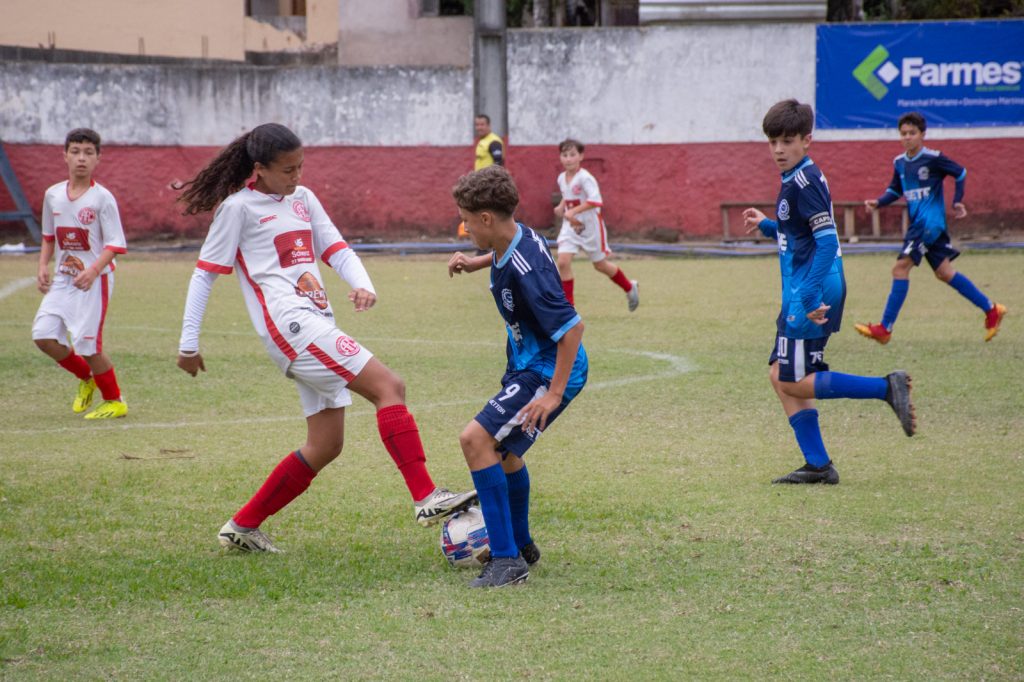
[474,0,507,137]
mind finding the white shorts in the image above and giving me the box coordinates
[556,215,610,263]
[31,273,114,357]
[287,328,374,417]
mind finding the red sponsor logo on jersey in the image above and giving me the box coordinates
[292,200,311,222]
[335,335,361,356]
[259,214,277,225]
[274,230,315,268]
[56,226,90,251]
[78,207,97,225]
[294,271,329,310]
[57,253,85,277]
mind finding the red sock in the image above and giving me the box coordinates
[57,352,92,380]
[561,278,575,305]
[233,452,316,529]
[377,405,436,501]
[93,367,122,401]
[610,268,632,293]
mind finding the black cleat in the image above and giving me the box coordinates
[520,542,541,566]
[469,555,529,588]
[885,371,916,436]
[772,462,840,485]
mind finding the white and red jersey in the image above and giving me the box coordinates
[195,185,359,370]
[558,168,604,232]
[41,180,127,279]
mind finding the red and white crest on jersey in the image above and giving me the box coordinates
[335,335,361,356]
[274,230,315,268]
[78,207,97,225]
[294,271,329,310]
[293,200,311,222]
[56,226,90,251]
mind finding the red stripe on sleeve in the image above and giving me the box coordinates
[43,235,55,242]
[104,245,128,254]
[197,259,233,274]
[320,240,350,265]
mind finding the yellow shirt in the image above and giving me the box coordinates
[474,133,505,170]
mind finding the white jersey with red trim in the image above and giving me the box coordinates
[196,185,356,370]
[557,168,603,232]
[41,180,127,279]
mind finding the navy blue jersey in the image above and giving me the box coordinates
[759,157,846,340]
[879,147,966,244]
[489,224,588,389]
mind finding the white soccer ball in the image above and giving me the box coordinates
[440,506,490,568]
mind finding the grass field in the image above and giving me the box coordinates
[0,250,1021,680]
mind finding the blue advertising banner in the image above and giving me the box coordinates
[816,20,1024,129]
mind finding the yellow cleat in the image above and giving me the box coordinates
[984,303,1007,342]
[84,399,128,420]
[72,378,97,413]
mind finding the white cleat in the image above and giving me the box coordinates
[414,487,478,527]
[626,280,639,312]
[218,521,282,553]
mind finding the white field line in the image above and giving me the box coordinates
[3,342,696,436]
[0,277,36,301]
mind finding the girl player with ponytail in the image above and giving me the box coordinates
[176,123,475,552]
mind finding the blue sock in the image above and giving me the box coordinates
[505,464,532,549]
[948,273,992,312]
[789,409,830,469]
[470,463,517,558]
[880,279,909,330]
[814,372,887,400]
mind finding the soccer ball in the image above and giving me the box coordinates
[440,506,490,568]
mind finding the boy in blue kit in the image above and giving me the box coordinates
[448,165,587,587]
[743,100,916,485]
[856,112,1006,344]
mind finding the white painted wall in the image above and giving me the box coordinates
[0,63,472,146]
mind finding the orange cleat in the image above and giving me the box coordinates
[984,303,1007,342]
[854,322,892,345]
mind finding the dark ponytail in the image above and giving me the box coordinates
[178,123,302,215]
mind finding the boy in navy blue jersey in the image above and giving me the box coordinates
[448,165,587,586]
[743,99,916,485]
[856,112,1006,344]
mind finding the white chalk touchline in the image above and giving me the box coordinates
[3,348,697,436]
[0,277,35,301]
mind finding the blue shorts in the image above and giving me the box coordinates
[769,334,830,383]
[474,370,580,457]
[899,230,960,270]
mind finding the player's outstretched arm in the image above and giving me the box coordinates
[952,202,967,219]
[448,252,491,278]
[742,207,776,238]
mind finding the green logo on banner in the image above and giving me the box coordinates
[854,45,891,100]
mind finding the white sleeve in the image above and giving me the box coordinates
[42,191,54,239]
[196,200,243,274]
[179,268,218,352]
[329,247,375,295]
[99,191,128,253]
[582,172,603,206]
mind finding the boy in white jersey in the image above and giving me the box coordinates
[32,128,128,419]
[176,123,475,553]
[554,139,638,312]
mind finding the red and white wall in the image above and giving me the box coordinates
[2,24,1021,241]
